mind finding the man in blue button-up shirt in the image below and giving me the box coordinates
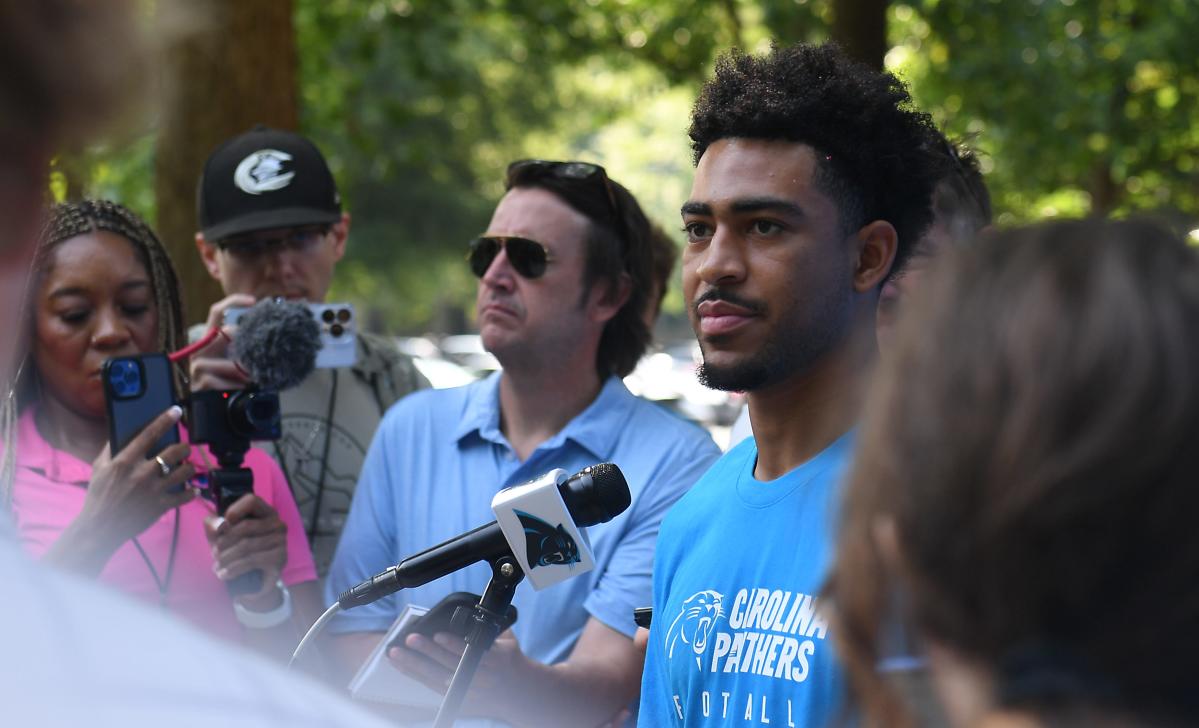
[325,160,720,726]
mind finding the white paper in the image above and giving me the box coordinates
[347,604,444,708]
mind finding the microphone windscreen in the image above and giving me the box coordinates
[230,299,321,390]
[561,463,631,526]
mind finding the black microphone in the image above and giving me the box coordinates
[229,299,321,390]
[338,463,631,609]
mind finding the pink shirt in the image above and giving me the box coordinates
[9,408,317,644]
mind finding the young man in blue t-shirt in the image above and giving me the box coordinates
[638,43,948,726]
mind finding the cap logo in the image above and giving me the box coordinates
[233,149,295,195]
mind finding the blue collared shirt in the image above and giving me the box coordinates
[325,373,721,665]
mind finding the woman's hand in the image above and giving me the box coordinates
[204,494,289,611]
[46,406,196,576]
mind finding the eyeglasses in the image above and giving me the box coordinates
[216,225,330,259]
[468,236,552,279]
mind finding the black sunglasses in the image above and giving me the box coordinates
[468,236,552,279]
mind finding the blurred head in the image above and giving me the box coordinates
[643,223,679,331]
[195,126,348,302]
[0,0,144,378]
[17,201,186,422]
[683,42,946,392]
[472,160,653,379]
[829,220,1199,728]
[876,138,992,353]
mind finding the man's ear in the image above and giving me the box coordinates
[329,212,351,262]
[852,220,899,293]
[587,271,632,326]
[195,232,222,281]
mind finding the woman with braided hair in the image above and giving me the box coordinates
[1,199,322,660]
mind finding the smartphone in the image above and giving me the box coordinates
[102,353,180,458]
[634,606,653,629]
[388,592,519,651]
[224,302,358,369]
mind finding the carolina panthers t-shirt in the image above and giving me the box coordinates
[639,432,853,727]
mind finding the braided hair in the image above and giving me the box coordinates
[0,200,187,506]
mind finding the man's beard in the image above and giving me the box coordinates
[696,298,851,393]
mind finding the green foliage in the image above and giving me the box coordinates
[64,0,1199,333]
[893,0,1199,222]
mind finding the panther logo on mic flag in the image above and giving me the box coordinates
[515,511,581,568]
[492,468,596,590]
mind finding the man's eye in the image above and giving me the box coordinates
[683,222,712,240]
[751,220,783,235]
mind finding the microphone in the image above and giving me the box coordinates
[338,463,630,609]
[229,299,321,390]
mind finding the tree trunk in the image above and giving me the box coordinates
[153,0,298,323]
[831,0,890,69]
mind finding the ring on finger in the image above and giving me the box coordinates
[154,455,173,477]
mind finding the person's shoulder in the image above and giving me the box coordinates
[376,378,477,434]
[356,331,412,369]
[622,393,718,450]
[355,330,430,394]
[669,440,752,505]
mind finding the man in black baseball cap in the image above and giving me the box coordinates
[190,125,427,577]
[195,124,346,301]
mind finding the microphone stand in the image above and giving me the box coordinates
[432,554,525,728]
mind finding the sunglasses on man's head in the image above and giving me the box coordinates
[506,159,623,229]
[468,236,552,279]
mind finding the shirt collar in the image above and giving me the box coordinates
[454,372,639,461]
[16,407,92,484]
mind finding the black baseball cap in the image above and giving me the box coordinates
[197,125,342,241]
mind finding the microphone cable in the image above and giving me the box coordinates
[168,326,222,363]
[288,601,342,670]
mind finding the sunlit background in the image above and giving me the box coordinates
[48,0,1199,442]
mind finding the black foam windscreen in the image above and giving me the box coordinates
[229,299,321,391]
[561,462,631,527]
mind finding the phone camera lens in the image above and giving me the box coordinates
[330,323,344,338]
[336,308,351,323]
[322,309,335,323]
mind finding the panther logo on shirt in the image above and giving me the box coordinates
[665,590,725,664]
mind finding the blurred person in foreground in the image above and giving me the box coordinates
[325,159,720,726]
[874,139,991,354]
[0,2,396,725]
[2,200,322,659]
[188,126,427,577]
[638,43,946,726]
[726,135,992,448]
[829,219,1199,728]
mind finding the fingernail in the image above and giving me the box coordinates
[168,405,183,420]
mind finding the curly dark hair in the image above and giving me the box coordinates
[689,43,948,272]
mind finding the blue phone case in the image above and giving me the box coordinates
[102,353,181,458]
